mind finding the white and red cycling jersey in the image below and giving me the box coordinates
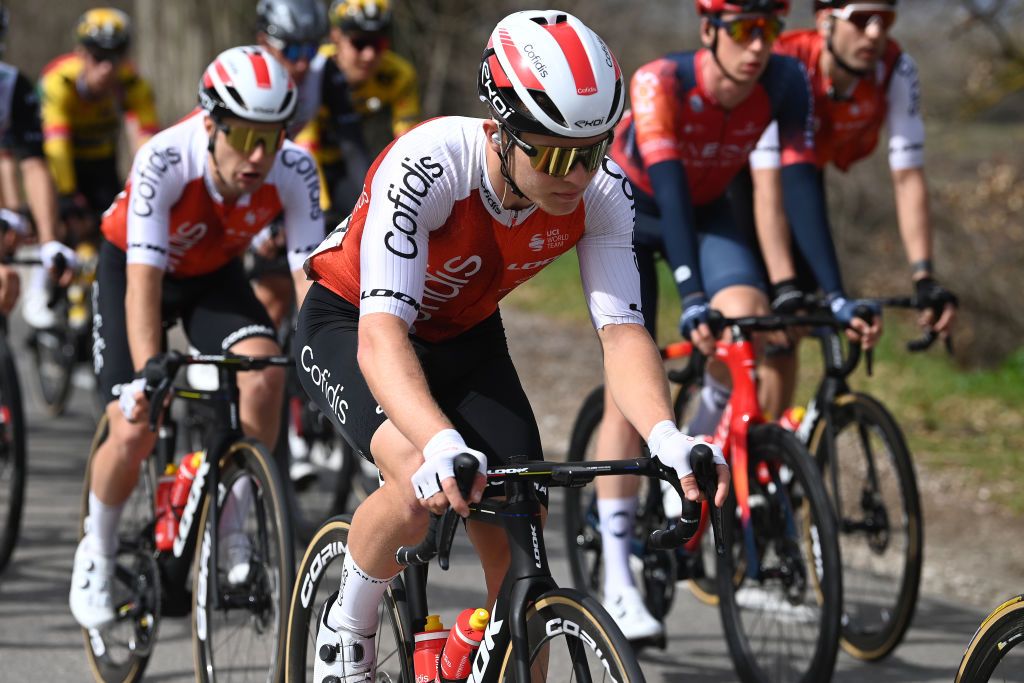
[751,31,925,173]
[101,109,325,277]
[304,116,644,343]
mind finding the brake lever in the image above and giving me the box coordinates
[690,445,724,556]
[865,348,874,376]
[436,453,479,571]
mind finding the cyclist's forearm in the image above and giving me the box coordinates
[357,313,453,451]
[751,167,796,283]
[292,269,312,309]
[19,156,60,243]
[892,167,932,273]
[125,263,164,373]
[599,322,673,440]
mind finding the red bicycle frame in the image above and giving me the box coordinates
[663,335,766,561]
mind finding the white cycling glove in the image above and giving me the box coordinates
[116,377,149,422]
[646,420,726,480]
[0,208,29,236]
[250,224,275,252]
[40,240,78,271]
[411,429,488,501]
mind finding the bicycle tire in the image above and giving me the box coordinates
[78,415,161,683]
[29,326,75,417]
[563,387,676,621]
[284,515,414,683]
[716,423,842,683]
[495,588,646,682]
[955,594,1024,683]
[812,392,923,661]
[191,438,294,683]
[0,333,27,573]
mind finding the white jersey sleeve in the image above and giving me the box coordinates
[749,120,781,170]
[272,142,328,272]
[358,121,461,326]
[577,159,645,330]
[124,136,187,271]
[886,53,925,171]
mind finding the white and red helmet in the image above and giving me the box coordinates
[478,10,624,139]
[198,46,297,124]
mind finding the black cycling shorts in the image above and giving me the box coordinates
[93,239,277,403]
[294,283,547,505]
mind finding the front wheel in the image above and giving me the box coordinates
[78,415,160,683]
[813,392,923,661]
[29,326,75,417]
[192,439,294,683]
[496,588,645,682]
[716,424,842,683]
[0,337,27,573]
[284,515,413,683]
[955,594,1024,683]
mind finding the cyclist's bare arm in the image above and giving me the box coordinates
[357,312,485,513]
[598,322,729,506]
[20,156,61,243]
[291,268,311,308]
[126,263,164,374]
[751,166,797,284]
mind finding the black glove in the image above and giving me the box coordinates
[678,292,711,340]
[769,278,806,315]
[914,277,958,312]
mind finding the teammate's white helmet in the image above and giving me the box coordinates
[198,46,297,124]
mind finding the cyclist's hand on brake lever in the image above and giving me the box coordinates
[679,293,716,356]
[829,295,883,350]
[116,377,149,423]
[412,429,488,518]
[648,421,729,507]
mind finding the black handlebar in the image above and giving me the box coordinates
[649,444,723,555]
[396,448,725,570]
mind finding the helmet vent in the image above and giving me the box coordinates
[527,89,568,129]
[224,86,247,110]
[278,89,295,114]
[606,79,622,123]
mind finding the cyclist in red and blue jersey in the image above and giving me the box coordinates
[742,0,957,408]
[593,0,880,641]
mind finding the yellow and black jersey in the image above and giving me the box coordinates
[39,52,158,194]
[296,45,420,165]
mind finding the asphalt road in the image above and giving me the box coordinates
[0,314,1000,682]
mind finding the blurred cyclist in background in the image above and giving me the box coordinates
[741,0,958,409]
[0,6,64,313]
[27,7,157,328]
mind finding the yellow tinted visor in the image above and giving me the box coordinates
[221,123,286,155]
[527,137,612,177]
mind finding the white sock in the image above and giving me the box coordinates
[218,477,252,538]
[85,492,124,557]
[685,372,731,437]
[328,552,395,636]
[598,496,638,599]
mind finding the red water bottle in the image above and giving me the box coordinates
[154,464,178,551]
[778,406,805,432]
[413,614,447,682]
[170,451,204,514]
[437,608,490,682]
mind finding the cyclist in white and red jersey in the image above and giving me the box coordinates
[69,46,324,630]
[296,11,729,682]
[742,0,957,408]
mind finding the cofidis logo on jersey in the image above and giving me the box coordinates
[280,148,323,221]
[131,147,182,218]
[382,156,445,260]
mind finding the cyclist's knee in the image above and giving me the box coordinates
[232,337,285,400]
[104,407,157,465]
[710,285,769,317]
